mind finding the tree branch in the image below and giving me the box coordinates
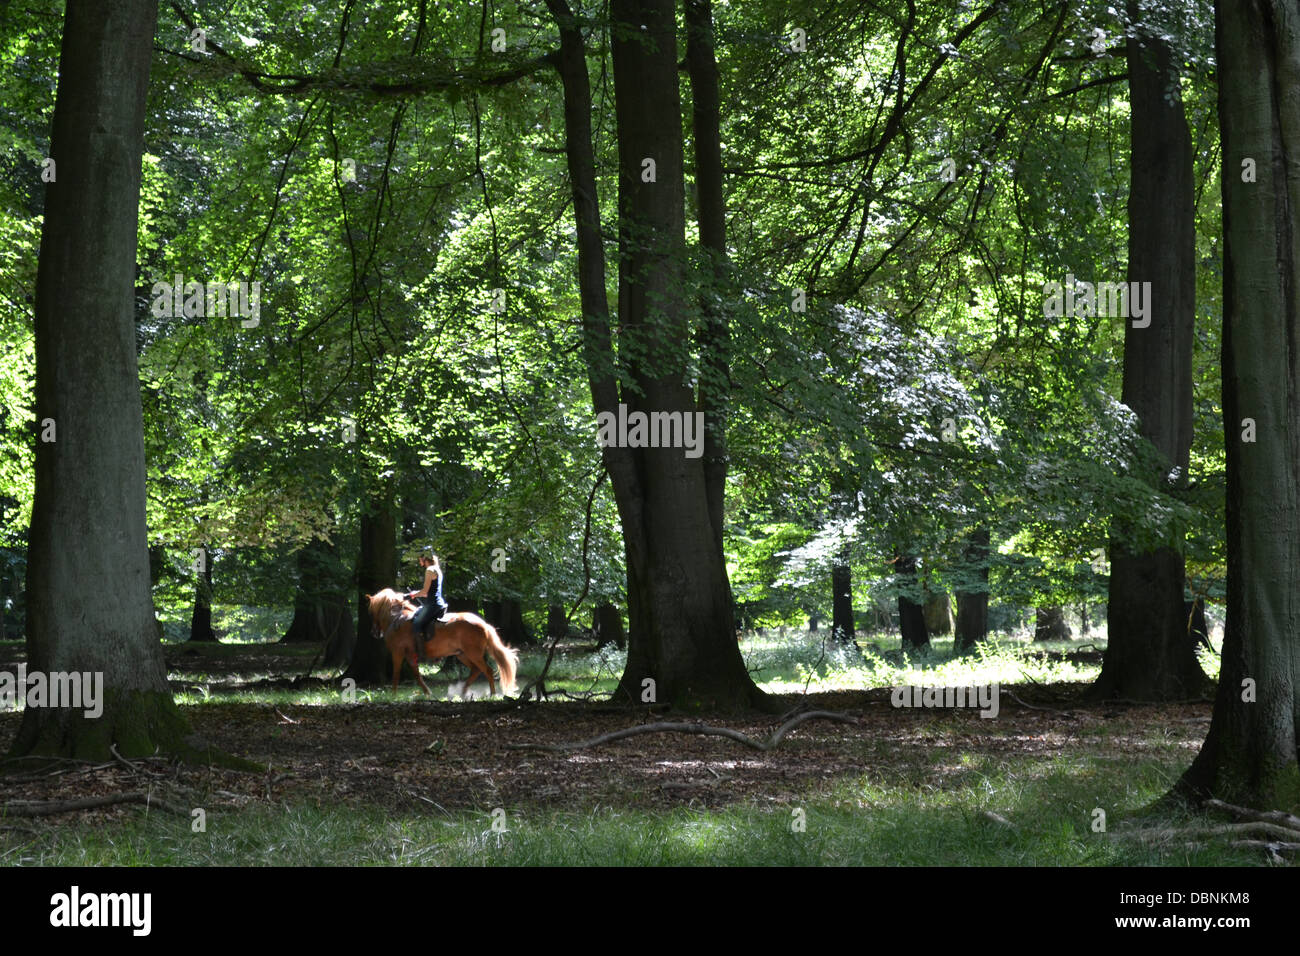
[165,1,555,98]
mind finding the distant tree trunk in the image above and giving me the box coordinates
[808,611,820,632]
[1185,597,1211,653]
[1095,0,1206,700]
[954,528,989,652]
[343,503,396,686]
[485,598,534,647]
[1079,602,1090,636]
[283,540,352,649]
[547,603,569,640]
[831,563,854,645]
[148,543,165,642]
[594,602,626,650]
[922,592,953,636]
[896,556,929,651]
[188,547,217,642]
[8,0,201,762]
[1034,606,1071,642]
[1178,0,1300,808]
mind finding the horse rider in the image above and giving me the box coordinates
[383,548,451,641]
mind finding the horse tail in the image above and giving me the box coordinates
[481,619,519,696]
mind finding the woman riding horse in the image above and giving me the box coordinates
[384,548,450,641]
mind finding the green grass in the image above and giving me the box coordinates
[741,628,1103,693]
[5,752,1260,866]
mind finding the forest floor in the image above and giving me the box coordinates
[0,635,1249,865]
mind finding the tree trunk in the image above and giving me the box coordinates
[594,602,626,650]
[954,528,989,652]
[686,0,729,554]
[343,503,396,686]
[1185,597,1212,654]
[485,598,534,648]
[547,0,766,711]
[830,563,854,645]
[546,603,569,641]
[896,556,929,651]
[1034,606,1071,642]
[8,0,201,762]
[1177,0,1300,808]
[283,540,353,649]
[188,548,217,642]
[808,612,820,632]
[1094,1,1206,700]
[147,543,165,643]
[922,592,953,636]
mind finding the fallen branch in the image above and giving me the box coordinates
[109,744,140,773]
[979,810,1016,828]
[505,710,857,753]
[1204,798,1300,833]
[1108,821,1300,843]
[2,791,189,818]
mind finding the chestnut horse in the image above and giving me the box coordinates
[364,589,519,697]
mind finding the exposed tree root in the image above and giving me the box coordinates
[505,710,857,753]
[1108,821,1300,843]
[1204,798,1300,832]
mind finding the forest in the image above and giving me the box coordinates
[0,0,1298,883]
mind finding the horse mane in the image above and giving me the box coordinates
[368,588,417,634]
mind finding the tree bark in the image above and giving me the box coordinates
[954,528,990,652]
[896,556,929,651]
[283,539,353,649]
[830,563,854,645]
[922,592,953,636]
[1177,0,1300,808]
[686,0,729,555]
[187,548,217,642]
[485,598,535,648]
[594,602,626,650]
[546,603,569,640]
[1095,1,1206,699]
[343,503,396,686]
[1034,606,1071,642]
[547,0,766,710]
[1186,597,1212,654]
[8,0,202,762]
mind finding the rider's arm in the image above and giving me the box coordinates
[409,567,437,599]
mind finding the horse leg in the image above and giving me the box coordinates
[390,647,403,692]
[408,650,431,696]
[457,655,480,698]
[466,652,495,696]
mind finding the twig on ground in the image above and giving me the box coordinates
[1002,688,1074,716]
[109,744,140,773]
[3,791,189,817]
[504,710,857,753]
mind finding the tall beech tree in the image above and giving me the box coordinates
[11,0,198,760]
[1178,0,1300,809]
[1095,3,1206,699]
[954,528,990,653]
[547,0,764,709]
